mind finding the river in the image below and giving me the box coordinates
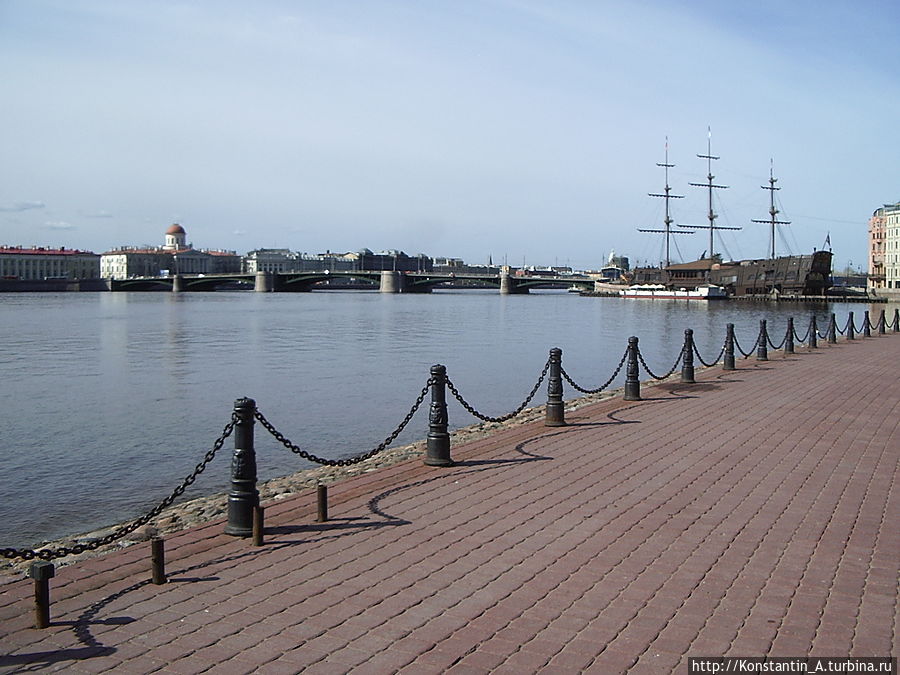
[0,290,885,547]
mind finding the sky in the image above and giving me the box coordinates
[1,0,898,271]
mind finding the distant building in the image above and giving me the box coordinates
[869,202,899,293]
[0,246,100,279]
[341,249,433,272]
[243,249,356,274]
[100,224,239,279]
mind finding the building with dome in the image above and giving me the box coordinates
[100,224,240,279]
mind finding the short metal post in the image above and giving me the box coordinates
[828,313,837,343]
[723,323,736,370]
[624,337,641,401]
[225,397,259,537]
[756,320,768,361]
[252,506,264,546]
[863,311,871,338]
[425,365,453,466]
[847,311,855,340]
[878,309,886,335]
[809,316,817,349]
[681,329,695,383]
[545,348,565,427]
[317,484,328,522]
[151,538,166,584]
[784,318,794,354]
[27,561,54,629]
[893,308,900,332]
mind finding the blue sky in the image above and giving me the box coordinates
[1,0,897,271]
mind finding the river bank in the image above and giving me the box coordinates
[1,387,623,579]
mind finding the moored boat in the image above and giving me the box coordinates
[620,283,727,300]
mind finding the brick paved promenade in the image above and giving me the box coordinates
[2,332,898,673]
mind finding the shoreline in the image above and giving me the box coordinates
[1,387,623,579]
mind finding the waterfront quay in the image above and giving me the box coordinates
[1,334,897,673]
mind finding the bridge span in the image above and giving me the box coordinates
[109,270,596,294]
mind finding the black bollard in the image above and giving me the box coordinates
[809,316,817,349]
[784,318,794,354]
[252,506,264,546]
[317,484,328,522]
[847,311,855,340]
[545,348,566,427]
[624,337,641,401]
[863,311,871,338]
[225,397,259,537]
[27,561,54,629]
[151,538,166,584]
[756,320,768,361]
[723,323,736,370]
[828,313,837,343]
[878,309,886,335]
[893,308,900,333]
[424,365,453,466]
[681,329,695,383]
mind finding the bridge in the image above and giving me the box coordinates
[108,270,597,294]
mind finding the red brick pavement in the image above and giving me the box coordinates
[1,333,898,674]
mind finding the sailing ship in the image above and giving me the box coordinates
[629,134,832,298]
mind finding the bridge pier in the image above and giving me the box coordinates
[171,275,184,293]
[380,270,401,293]
[254,271,273,292]
[500,272,529,295]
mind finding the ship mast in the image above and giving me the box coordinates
[681,128,740,258]
[751,160,791,259]
[638,138,693,268]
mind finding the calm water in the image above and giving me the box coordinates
[0,290,884,546]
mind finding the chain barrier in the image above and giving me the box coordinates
[560,348,629,394]
[767,326,787,350]
[1,416,237,562]
[636,344,684,381]
[733,326,761,358]
[835,316,848,335]
[793,322,811,344]
[446,359,550,423]
[255,379,433,467]
[693,340,726,368]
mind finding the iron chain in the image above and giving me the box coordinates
[255,379,432,466]
[693,340,726,368]
[446,360,550,424]
[560,348,629,394]
[636,345,684,381]
[793,323,811,344]
[733,327,761,358]
[1,416,237,562]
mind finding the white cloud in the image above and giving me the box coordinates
[44,220,75,230]
[0,201,46,212]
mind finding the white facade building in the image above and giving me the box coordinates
[869,202,900,295]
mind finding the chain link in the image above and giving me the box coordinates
[793,322,811,344]
[255,380,432,467]
[446,360,550,424]
[560,348,629,394]
[693,340,725,368]
[767,325,787,350]
[636,344,684,381]
[733,327,761,358]
[2,416,237,562]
